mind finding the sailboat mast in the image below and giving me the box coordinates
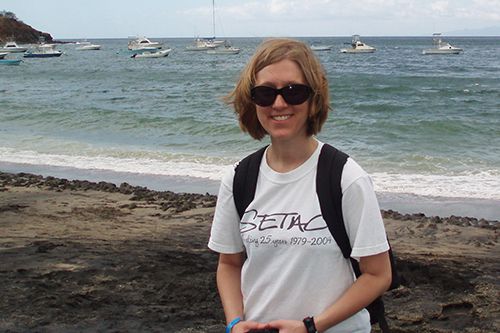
[212,0,216,39]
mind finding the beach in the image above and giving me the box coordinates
[0,171,498,333]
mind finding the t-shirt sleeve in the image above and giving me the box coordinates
[341,159,389,260]
[208,165,245,254]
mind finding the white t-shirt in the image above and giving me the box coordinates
[208,141,389,333]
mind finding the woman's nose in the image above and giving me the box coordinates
[272,93,288,108]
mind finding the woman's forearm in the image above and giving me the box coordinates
[315,252,392,332]
[216,253,245,323]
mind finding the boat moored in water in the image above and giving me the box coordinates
[131,48,172,58]
[422,33,463,55]
[206,45,240,54]
[185,38,219,51]
[186,1,238,52]
[76,41,101,51]
[206,40,240,54]
[128,36,162,51]
[0,59,22,65]
[340,35,376,53]
[24,43,63,58]
[0,41,28,53]
[311,45,332,51]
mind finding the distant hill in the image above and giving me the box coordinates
[0,11,53,44]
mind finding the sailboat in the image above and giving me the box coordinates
[186,1,239,53]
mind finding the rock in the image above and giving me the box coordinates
[0,14,53,44]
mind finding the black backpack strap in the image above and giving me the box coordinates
[388,244,400,290]
[316,143,351,259]
[366,297,388,328]
[317,143,393,333]
[233,146,268,219]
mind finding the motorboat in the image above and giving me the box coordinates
[76,41,101,51]
[206,40,240,54]
[0,59,22,65]
[185,38,219,51]
[207,45,240,54]
[340,35,376,53]
[24,44,63,58]
[311,45,332,51]
[422,33,463,55]
[0,41,28,53]
[128,36,162,51]
[131,48,172,58]
[0,52,22,65]
[76,44,101,51]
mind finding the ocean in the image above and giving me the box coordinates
[1,37,499,220]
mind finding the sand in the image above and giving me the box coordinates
[0,172,498,333]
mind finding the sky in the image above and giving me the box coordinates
[2,0,500,39]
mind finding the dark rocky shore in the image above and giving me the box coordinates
[1,171,496,226]
[0,172,217,213]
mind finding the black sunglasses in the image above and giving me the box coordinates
[251,84,312,107]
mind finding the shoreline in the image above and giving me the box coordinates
[1,166,498,222]
[0,171,498,332]
[0,162,222,196]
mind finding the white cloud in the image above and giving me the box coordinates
[5,0,499,38]
[430,1,450,14]
[209,0,500,22]
[268,0,292,13]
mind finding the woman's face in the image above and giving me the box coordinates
[254,59,310,143]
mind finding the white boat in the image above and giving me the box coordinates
[207,45,240,54]
[422,33,463,55]
[0,52,8,59]
[131,48,172,58]
[76,41,101,51]
[0,41,28,53]
[340,35,376,53]
[186,38,219,51]
[186,1,238,52]
[128,36,162,51]
[311,45,332,51]
[24,43,63,58]
[77,44,101,51]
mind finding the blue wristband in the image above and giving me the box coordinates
[226,317,241,333]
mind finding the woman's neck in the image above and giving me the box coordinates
[266,136,318,173]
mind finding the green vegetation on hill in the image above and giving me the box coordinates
[0,11,53,43]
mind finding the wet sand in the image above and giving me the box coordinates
[0,172,498,333]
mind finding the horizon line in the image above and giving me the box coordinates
[53,34,500,40]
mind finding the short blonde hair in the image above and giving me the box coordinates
[226,38,330,140]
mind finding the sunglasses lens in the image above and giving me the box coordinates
[251,86,277,107]
[282,85,311,105]
[251,85,311,107]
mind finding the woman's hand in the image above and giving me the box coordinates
[266,319,306,333]
[231,320,270,333]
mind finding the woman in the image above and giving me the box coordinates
[208,38,391,333]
